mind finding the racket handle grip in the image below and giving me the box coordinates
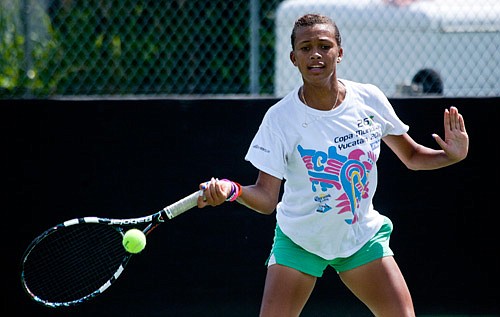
[163,190,202,219]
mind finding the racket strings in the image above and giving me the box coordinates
[22,223,128,304]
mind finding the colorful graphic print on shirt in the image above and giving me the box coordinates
[298,145,376,224]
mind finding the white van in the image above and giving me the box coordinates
[274,0,500,97]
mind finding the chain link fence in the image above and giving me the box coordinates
[1,0,499,99]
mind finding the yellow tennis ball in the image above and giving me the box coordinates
[122,229,146,254]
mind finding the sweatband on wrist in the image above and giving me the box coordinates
[221,179,242,202]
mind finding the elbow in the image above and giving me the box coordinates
[255,199,278,215]
[236,197,277,215]
[245,205,276,216]
[404,162,421,171]
[260,206,276,215]
[402,159,434,171]
[262,196,279,215]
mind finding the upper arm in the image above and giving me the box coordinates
[382,133,421,170]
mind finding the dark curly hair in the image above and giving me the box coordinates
[290,14,342,50]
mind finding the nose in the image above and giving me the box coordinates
[310,50,322,59]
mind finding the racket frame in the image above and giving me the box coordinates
[20,190,201,307]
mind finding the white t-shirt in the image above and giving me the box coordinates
[245,79,409,260]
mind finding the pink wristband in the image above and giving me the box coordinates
[221,179,242,202]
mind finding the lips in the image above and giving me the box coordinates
[308,64,325,69]
[307,64,325,73]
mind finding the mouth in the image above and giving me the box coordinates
[307,64,325,74]
[307,64,325,69]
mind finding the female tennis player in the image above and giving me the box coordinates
[198,14,469,317]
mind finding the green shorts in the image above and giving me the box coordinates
[266,216,394,277]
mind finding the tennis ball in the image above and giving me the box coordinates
[122,229,146,254]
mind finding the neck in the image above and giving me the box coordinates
[301,80,343,111]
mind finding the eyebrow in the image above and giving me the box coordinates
[297,38,334,45]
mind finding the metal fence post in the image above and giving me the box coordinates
[250,0,260,95]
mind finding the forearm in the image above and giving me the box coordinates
[236,184,279,215]
[197,172,281,213]
[383,132,468,171]
[404,145,463,170]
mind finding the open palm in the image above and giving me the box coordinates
[433,106,469,162]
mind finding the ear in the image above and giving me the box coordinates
[290,51,297,66]
[337,47,344,63]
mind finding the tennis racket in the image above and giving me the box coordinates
[20,190,202,308]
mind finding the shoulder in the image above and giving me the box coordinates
[342,79,386,100]
[263,87,299,120]
[341,79,391,111]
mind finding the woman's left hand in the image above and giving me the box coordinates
[432,106,469,162]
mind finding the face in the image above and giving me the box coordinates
[290,24,343,84]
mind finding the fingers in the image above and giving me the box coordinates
[197,177,229,207]
[435,106,469,162]
[456,109,466,133]
[197,189,208,208]
[444,107,451,131]
[432,133,446,150]
[449,106,458,130]
[446,106,465,131]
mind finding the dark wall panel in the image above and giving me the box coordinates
[3,97,499,316]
